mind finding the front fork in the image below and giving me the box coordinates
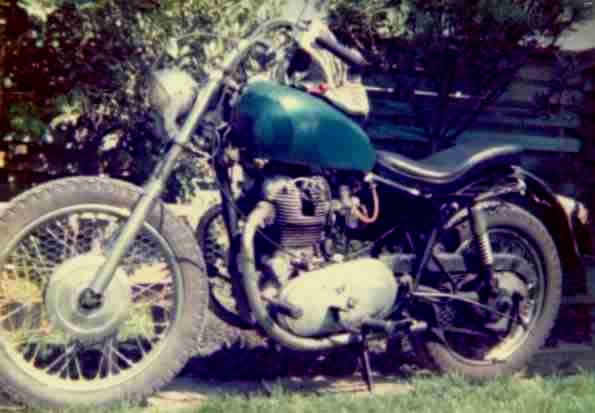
[77,71,224,308]
[79,143,186,308]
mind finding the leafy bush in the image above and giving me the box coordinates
[2,0,590,191]
[2,0,283,200]
[327,0,590,152]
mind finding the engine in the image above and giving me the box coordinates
[262,176,332,248]
[252,175,398,338]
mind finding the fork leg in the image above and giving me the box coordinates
[80,144,184,308]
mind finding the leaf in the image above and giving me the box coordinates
[17,0,58,23]
[165,37,179,58]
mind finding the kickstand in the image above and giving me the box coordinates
[359,337,374,393]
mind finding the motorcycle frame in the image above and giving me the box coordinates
[82,20,301,302]
[80,19,589,339]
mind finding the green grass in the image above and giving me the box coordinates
[198,373,595,413]
[19,370,595,413]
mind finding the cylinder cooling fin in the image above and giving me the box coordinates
[263,176,331,248]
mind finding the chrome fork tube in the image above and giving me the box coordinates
[86,76,224,299]
[85,32,262,300]
[86,143,184,296]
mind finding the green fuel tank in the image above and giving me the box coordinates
[231,81,376,171]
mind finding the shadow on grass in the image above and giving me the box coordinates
[181,336,428,382]
[183,330,595,386]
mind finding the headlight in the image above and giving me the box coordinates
[149,69,198,137]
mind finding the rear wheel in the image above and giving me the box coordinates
[414,203,561,378]
[0,177,208,408]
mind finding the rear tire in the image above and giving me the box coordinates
[0,177,209,408]
[414,203,561,379]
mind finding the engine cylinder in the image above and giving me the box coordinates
[265,177,331,247]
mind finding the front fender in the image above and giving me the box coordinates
[511,167,592,293]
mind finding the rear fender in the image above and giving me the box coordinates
[460,165,591,294]
[506,167,591,293]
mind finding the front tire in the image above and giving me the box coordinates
[0,177,209,408]
[415,203,562,379]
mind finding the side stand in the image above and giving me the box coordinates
[359,336,374,392]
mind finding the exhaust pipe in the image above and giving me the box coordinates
[240,201,357,351]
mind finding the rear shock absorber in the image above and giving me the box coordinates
[470,203,495,284]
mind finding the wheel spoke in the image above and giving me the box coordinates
[44,227,72,256]
[73,353,83,380]
[56,219,81,256]
[29,235,54,271]
[28,342,42,365]
[56,356,72,379]
[135,288,173,311]
[103,340,117,377]
[131,282,168,301]
[0,205,183,391]
[111,345,134,368]
[44,344,76,373]
[95,345,107,380]
[443,326,493,338]
[9,326,54,347]
[0,302,32,324]
[435,225,546,364]
[135,336,147,356]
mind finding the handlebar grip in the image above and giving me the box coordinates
[315,33,369,69]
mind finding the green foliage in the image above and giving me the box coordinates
[328,0,590,61]
[3,0,588,195]
[7,102,46,139]
[3,0,284,201]
[328,0,412,39]
[328,0,590,153]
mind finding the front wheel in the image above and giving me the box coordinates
[0,177,209,408]
[414,203,562,379]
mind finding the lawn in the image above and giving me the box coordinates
[22,370,595,413]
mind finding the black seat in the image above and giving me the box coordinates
[375,142,523,191]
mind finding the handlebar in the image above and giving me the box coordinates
[315,32,369,69]
[174,23,289,146]
[174,16,368,146]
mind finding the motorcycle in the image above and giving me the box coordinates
[0,5,591,409]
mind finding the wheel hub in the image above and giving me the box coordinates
[45,255,131,344]
[485,271,529,332]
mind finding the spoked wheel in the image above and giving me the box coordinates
[415,203,562,378]
[197,204,231,280]
[196,204,246,324]
[0,177,208,408]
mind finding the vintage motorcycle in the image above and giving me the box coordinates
[0,7,591,409]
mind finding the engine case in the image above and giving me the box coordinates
[277,258,398,337]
